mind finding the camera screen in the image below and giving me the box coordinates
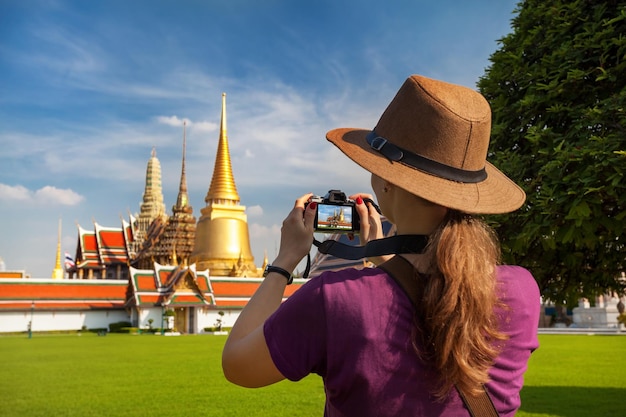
[315,203,355,232]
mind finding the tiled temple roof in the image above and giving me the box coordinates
[0,279,127,311]
[95,223,130,264]
[74,221,134,270]
[127,262,305,309]
[0,264,307,312]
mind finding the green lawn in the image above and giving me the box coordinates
[0,333,624,416]
[518,334,626,417]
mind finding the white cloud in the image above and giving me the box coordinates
[248,222,280,240]
[0,184,84,206]
[248,222,282,262]
[156,115,189,127]
[0,184,31,200]
[155,116,218,133]
[34,186,84,205]
[192,121,219,132]
[246,205,263,218]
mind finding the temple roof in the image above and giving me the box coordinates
[127,262,215,308]
[75,222,133,269]
[0,271,29,279]
[76,226,100,268]
[0,279,127,311]
[208,277,301,308]
[0,262,307,312]
[127,262,304,308]
[95,223,130,264]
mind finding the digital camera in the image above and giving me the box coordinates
[308,190,360,233]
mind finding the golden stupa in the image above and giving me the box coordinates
[51,218,64,279]
[190,93,258,277]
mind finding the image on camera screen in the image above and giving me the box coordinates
[316,203,354,231]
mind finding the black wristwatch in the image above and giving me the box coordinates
[263,265,293,285]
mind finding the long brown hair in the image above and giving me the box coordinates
[416,210,507,400]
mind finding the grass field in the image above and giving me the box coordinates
[1,333,624,416]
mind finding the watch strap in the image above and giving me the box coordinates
[264,265,293,285]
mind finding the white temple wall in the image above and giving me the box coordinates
[137,308,165,329]
[0,307,243,334]
[195,308,240,332]
[0,309,130,333]
[572,294,624,328]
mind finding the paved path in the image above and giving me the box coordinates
[538,327,626,335]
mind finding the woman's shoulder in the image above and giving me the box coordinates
[496,265,541,306]
[308,266,399,303]
[496,265,537,288]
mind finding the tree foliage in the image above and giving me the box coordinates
[478,0,626,306]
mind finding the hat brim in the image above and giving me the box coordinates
[326,128,526,214]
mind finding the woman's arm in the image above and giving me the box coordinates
[222,194,316,387]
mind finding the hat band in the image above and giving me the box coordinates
[366,131,487,183]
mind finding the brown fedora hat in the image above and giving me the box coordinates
[326,75,525,214]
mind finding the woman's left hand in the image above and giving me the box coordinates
[349,193,389,265]
[272,193,316,272]
[350,193,385,245]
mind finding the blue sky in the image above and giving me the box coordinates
[0,0,520,277]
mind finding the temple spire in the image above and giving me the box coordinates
[191,93,257,277]
[205,93,240,204]
[176,121,189,208]
[131,148,168,256]
[52,218,64,279]
[133,121,197,269]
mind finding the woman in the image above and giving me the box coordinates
[222,75,540,416]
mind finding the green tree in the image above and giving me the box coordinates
[478,0,626,307]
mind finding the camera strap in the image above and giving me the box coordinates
[303,234,428,278]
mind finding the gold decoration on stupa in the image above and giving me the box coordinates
[51,218,64,279]
[190,93,258,277]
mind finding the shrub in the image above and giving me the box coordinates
[109,321,132,333]
[204,326,231,333]
[88,328,107,334]
[119,327,139,334]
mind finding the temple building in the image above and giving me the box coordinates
[65,92,259,280]
[133,122,197,269]
[190,93,260,277]
[0,92,289,335]
[130,147,168,256]
[70,221,133,280]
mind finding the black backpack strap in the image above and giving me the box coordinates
[379,256,499,417]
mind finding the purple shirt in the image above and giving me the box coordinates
[264,265,540,416]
